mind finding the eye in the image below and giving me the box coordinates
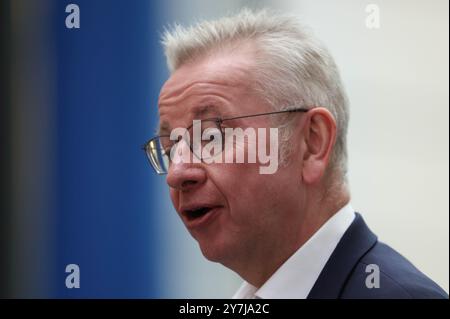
[160,141,174,155]
[162,147,171,155]
[203,127,222,139]
[208,131,220,141]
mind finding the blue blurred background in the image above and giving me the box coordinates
[1,0,247,298]
[1,0,448,298]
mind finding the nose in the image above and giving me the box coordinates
[166,140,207,191]
[166,164,207,191]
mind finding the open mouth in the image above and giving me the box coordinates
[184,207,213,220]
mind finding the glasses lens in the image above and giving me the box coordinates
[189,120,224,160]
[145,137,170,174]
[145,120,224,174]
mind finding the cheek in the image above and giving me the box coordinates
[229,170,293,217]
[211,164,272,221]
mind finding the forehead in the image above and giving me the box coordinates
[157,48,256,133]
[159,51,254,103]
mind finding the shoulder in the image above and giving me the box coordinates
[341,241,448,299]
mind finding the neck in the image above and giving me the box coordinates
[230,186,350,288]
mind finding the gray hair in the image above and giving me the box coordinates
[162,8,349,182]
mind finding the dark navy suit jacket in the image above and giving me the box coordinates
[307,213,448,299]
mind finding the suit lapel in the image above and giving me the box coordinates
[307,213,378,299]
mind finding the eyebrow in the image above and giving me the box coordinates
[158,104,223,135]
[192,104,221,118]
[158,121,171,136]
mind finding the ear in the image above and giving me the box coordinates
[301,107,337,185]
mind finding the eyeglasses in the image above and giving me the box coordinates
[142,107,309,174]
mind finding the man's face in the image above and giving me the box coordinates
[158,49,304,267]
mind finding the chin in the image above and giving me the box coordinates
[196,235,233,263]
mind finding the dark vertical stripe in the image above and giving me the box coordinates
[0,0,13,298]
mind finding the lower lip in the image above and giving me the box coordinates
[185,207,221,229]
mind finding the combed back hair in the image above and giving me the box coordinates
[162,8,350,183]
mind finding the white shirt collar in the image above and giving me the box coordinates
[232,203,355,299]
